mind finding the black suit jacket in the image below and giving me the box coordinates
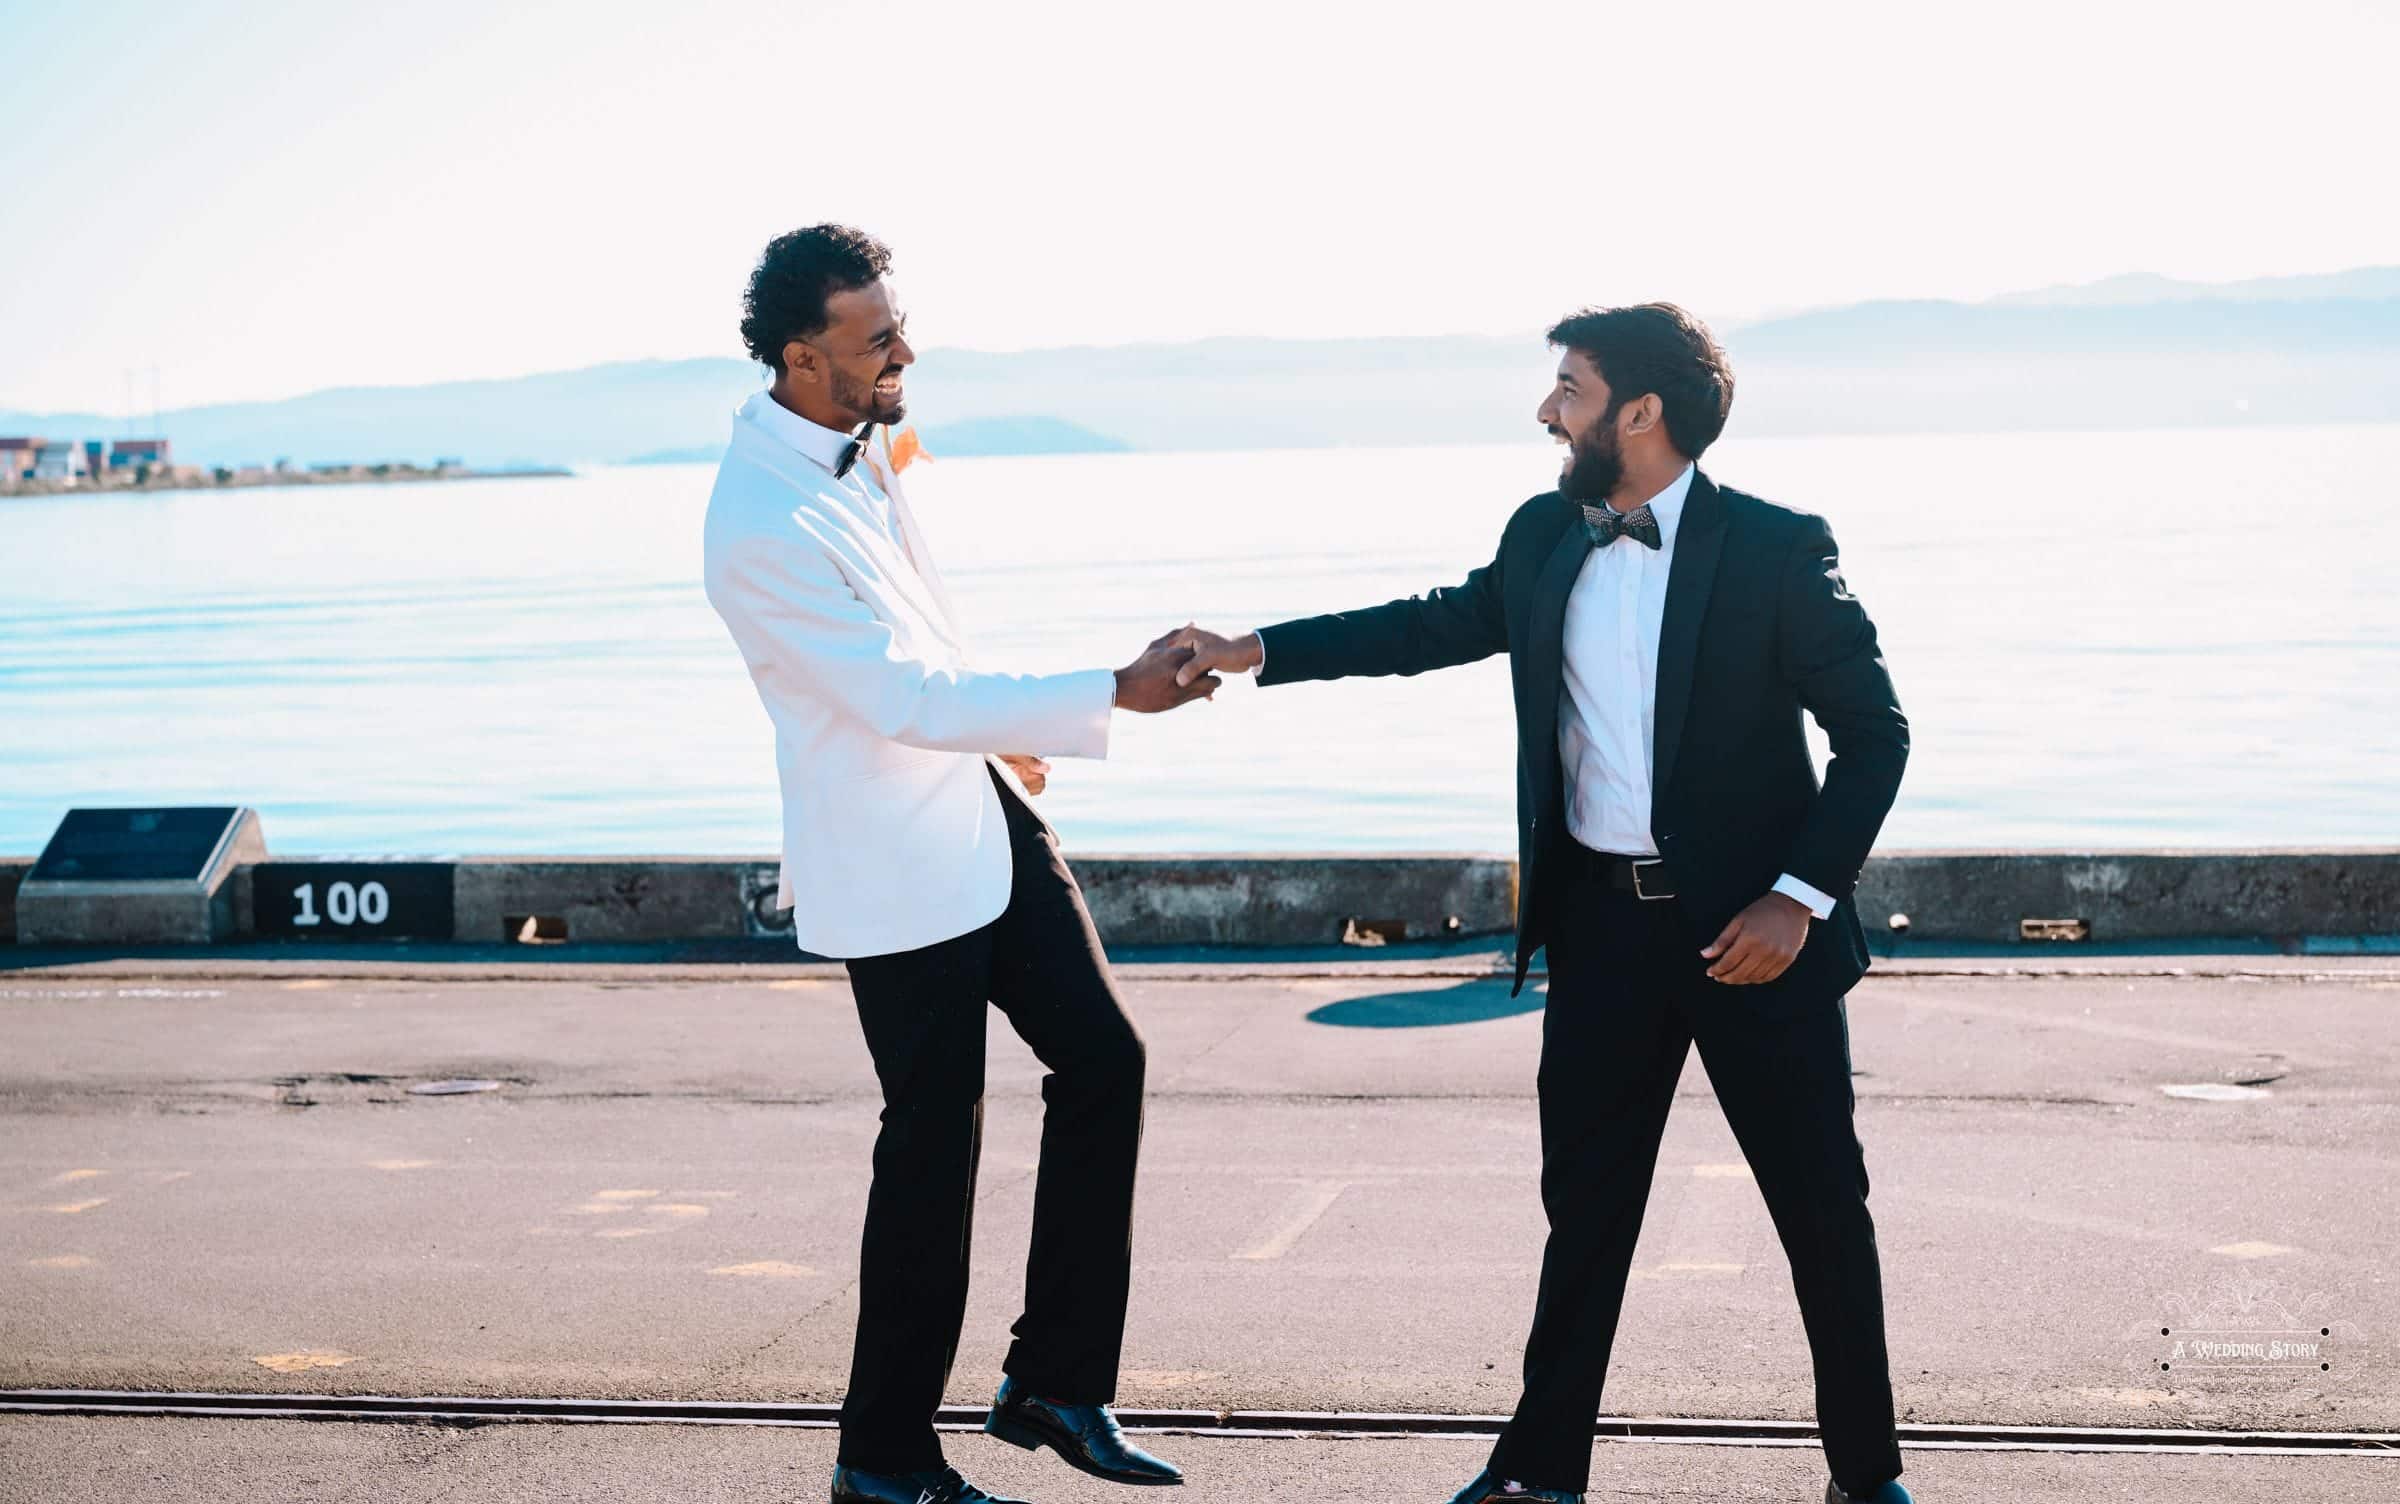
[1258,470,1908,1008]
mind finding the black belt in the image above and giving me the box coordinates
[1561,842,1680,901]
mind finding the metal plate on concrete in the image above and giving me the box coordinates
[16,806,265,946]
[252,863,454,941]
[28,808,247,884]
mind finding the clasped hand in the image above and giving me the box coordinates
[1113,625,1226,713]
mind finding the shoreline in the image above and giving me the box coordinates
[1,464,570,500]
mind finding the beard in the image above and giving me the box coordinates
[1556,412,1625,503]
[829,361,908,425]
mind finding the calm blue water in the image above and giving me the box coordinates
[4,426,2396,856]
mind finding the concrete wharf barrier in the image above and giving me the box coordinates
[4,849,2397,952]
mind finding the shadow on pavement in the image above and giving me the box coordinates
[1306,977,1543,1029]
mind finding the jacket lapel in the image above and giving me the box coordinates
[1652,470,1728,803]
[1522,507,1594,815]
[731,418,964,654]
[861,449,965,646]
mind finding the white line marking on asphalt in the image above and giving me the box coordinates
[52,1169,106,1183]
[711,1261,817,1278]
[26,1255,94,1269]
[2161,1083,2270,1101]
[45,1199,108,1214]
[1234,1180,1351,1261]
[252,1351,356,1373]
[2210,1241,2297,1260]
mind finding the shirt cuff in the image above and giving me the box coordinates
[1248,629,1266,675]
[1772,873,1836,920]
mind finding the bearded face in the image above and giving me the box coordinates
[1556,401,1627,502]
[828,355,907,425]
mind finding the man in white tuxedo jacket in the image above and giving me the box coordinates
[703,226,1210,1504]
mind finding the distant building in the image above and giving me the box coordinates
[0,434,172,485]
[31,440,88,482]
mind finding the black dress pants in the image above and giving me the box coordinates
[1488,865,1904,1497]
[834,768,1147,1473]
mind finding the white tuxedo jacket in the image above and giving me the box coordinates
[702,392,1117,958]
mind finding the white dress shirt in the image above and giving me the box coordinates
[1560,463,1834,918]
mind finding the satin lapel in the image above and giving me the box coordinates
[1521,509,1594,814]
[864,452,965,648]
[1653,470,1728,802]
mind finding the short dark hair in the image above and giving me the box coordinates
[739,225,894,373]
[1545,303,1735,459]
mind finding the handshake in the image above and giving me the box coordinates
[1008,627,1258,798]
[1111,625,1264,713]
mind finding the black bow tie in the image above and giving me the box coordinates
[834,420,878,479]
[1581,501,1663,551]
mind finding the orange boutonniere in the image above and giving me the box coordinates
[883,426,930,474]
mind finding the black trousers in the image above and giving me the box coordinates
[1489,865,1904,1497]
[835,770,1147,1473]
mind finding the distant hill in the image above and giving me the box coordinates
[1731,294,2400,354]
[7,267,2397,465]
[0,357,765,473]
[629,414,1131,465]
[1989,266,2400,307]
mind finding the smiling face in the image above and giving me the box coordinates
[785,279,915,427]
[1537,348,1628,503]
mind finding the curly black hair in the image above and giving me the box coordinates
[1546,303,1735,460]
[739,225,894,373]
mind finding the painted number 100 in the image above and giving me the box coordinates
[292,881,390,927]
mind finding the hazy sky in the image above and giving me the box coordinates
[3,0,2393,414]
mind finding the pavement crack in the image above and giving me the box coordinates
[707,1276,858,1385]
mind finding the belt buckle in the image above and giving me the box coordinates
[1630,858,1672,901]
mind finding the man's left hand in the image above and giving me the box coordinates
[999,755,1051,796]
[1701,891,1813,985]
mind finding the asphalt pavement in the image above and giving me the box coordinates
[4,956,2396,1499]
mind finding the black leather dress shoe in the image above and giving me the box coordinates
[830,1463,1029,1504]
[1826,1480,1914,1503]
[984,1376,1183,1485]
[1444,1467,1583,1504]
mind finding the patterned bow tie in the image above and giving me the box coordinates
[1581,502,1663,551]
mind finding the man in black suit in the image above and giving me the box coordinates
[1164,304,1913,1504]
